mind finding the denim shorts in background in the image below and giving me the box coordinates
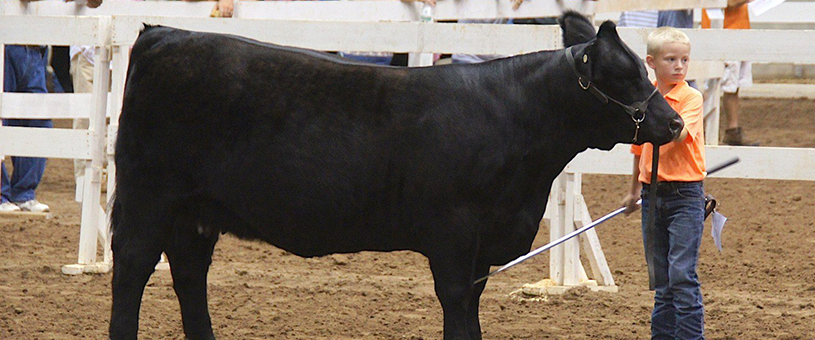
[641,181,706,340]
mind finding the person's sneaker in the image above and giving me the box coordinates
[16,200,50,213]
[0,202,21,212]
[722,127,759,146]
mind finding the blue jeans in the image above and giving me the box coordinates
[338,52,393,66]
[658,10,694,29]
[641,181,705,340]
[2,45,51,203]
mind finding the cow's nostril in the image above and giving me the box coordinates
[670,118,684,137]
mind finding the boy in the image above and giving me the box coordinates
[621,27,706,340]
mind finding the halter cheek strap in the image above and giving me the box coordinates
[565,46,660,143]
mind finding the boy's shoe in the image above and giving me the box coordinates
[722,127,759,146]
[0,202,21,212]
[16,200,50,213]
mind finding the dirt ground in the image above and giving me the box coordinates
[1,98,813,339]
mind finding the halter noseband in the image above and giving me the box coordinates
[565,46,660,143]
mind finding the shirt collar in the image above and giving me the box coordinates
[652,80,688,102]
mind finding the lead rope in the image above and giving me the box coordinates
[645,146,659,290]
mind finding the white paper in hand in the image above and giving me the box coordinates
[749,0,786,17]
[711,211,727,252]
[705,8,725,20]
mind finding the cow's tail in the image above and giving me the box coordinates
[112,25,167,236]
[109,191,121,234]
[123,25,168,87]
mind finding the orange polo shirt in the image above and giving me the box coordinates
[631,81,706,184]
[701,5,750,29]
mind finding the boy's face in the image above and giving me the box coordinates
[646,42,690,86]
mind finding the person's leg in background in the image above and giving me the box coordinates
[721,61,758,146]
[51,46,74,93]
[722,90,740,129]
[3,118,53,210]
[1,45,52,213]
[70,49,95,191]
[1,46,21,211]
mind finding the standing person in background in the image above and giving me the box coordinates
[1,45,52,213]
[702,0,759,146]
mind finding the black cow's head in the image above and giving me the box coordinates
[559,12,683,149]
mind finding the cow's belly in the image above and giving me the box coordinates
[209,175,425,257]
[481,221,539,266]
[479,195,549,266]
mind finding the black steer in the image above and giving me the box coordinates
[110,12,682,340]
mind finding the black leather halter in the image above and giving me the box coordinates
[565,46,660,143]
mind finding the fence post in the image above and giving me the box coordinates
[704,13,725,145]
[408,5,434,67]
[63,16,113,275]
[548,173,565,284]
[562,172,581,286]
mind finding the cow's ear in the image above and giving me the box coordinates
[559,11,596,47]
[596,20,621,42]
[594,20,627,61]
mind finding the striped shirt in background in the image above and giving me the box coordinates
[618,10,658,28]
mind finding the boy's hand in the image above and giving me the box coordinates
[675,127,689,142]
[621,193,641,215]
[214,0,233,18]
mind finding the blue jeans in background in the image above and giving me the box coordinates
[641,181,705,340]
[338,52,393,66]
[2,45,52,203]
[658,10,694,29]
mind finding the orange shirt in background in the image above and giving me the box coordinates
[631,81,706,184]
[701,5,750,29]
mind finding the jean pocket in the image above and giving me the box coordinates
[674,185,703,200]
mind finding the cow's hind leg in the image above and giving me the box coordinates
[164,218,219,340]
[465,263,490,340]
[109,209,167,340]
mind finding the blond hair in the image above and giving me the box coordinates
[646,26,691,57]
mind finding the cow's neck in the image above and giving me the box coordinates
[488,51,594,181]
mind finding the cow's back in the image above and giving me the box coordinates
[117,27,456,256]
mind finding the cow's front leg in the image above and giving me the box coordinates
[427,235,479,340]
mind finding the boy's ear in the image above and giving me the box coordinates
[645,55,656,70]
